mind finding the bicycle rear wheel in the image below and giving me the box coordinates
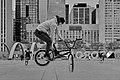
[35,50,50,66]
[68,54,74,72]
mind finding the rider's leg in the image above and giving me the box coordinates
[34,30,52,57]
[45,38,52,56]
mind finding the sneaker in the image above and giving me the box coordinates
[44,54,52,61]
[44,53,49,58]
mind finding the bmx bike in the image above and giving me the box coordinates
[34,39,81,72]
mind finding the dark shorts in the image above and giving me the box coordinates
[34,29,50,39]
[34,29,52,54]
[34,29,52,44]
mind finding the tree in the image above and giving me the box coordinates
[105,41,120,50]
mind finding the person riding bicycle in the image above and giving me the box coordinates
[25,48,32,60]
[34,15,65,60]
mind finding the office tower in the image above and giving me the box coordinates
[0,0,13,51]
[99,0,120,43]
[65,4,69,24]
[21,0,39,42]
[14,0,21,42]
[47,0,65,20]
[14,0,39,42]
[21,0,39,24]
[70,3,94,24]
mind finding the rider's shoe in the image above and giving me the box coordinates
[44,54,52,61]
[44,53,49,58]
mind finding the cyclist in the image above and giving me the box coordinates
[25,48,32,61]
[34,15,65,60]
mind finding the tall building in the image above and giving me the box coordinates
[70,3,94,24]
[0,0,13,51]
[99,0,120,43]
[68,2,99,43]
[21,0,39,24]
[47,0,65,19]
[14,0,40,42]
[14,0,21,42]
[21,0,39,41]
[65,4,69,24]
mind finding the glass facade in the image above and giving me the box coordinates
[71,3,91,24]
[14,0,39,42]
[104,0,120,42]
[21,0,39,24]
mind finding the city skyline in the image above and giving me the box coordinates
[12,0,99,11]
[4,0,120,45]
[1,0,120,60]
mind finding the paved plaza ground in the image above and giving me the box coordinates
[0,59,120,80]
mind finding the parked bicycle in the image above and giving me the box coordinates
[35,39,81,72]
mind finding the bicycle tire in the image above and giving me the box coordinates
[35,50,50,66]
[68,54,74,72]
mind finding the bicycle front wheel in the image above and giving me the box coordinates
[68,54,74,72]
[35,50,50,66]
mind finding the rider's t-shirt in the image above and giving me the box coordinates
[36,17,58,41]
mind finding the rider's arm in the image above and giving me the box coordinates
[55,27,64,40]
[50,24,56,43]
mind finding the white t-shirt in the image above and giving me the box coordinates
[36,17,58,41]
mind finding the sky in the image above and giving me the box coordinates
[66,0,99,10]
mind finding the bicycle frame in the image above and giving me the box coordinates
[52,39,82,59]
[34,38,82,72]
